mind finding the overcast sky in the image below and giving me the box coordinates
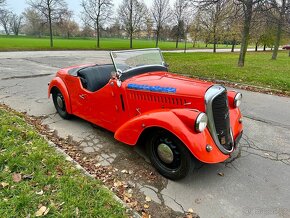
[4,0,164,24]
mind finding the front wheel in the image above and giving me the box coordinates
[146,130,194,180]
[52,89,71,120]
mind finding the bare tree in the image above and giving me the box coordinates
[81,0,113,48]
[235,0,266,67]
[144,14,154,39]
[198,0,234,52]
[0,0,5,8]
[173,0,190,48]
[151,0,172,47]
[23,8,44,37]
[27,0,68,48]
[118,0,147,48]
[271,0,289,59]
[0,9,11,35]
[9,13,23,36]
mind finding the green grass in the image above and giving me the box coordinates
[0,35,235,51]
[0,107,126,217]
[163,51,290,92]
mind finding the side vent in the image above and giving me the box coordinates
[128,91,186,105]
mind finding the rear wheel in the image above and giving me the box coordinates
[52,89,71,119]
[146,130,194,180]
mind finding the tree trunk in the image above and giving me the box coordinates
[238,2,253,67]
[231,39,236,52]
[129,0,133,49]
[155,29,159,48]
[213,33,217,53]
[48,5,53,48]
[263,44,266,51]
[272,0,286,60]
[193,36,196,48]
[4,25,9,35]
[130,32,133,49]
[255,42,258,51]
[184,33,187,53]
[97,22,100,48]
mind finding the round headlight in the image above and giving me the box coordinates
[195,113,208,132]
[234,92,242,108]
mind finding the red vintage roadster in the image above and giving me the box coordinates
[48,49,243,180]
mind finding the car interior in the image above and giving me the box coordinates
[77,64,114,92]
[69,64,168,92]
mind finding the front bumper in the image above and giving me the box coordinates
[234,130,243,148]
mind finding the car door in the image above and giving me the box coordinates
[65,76,92,120]
[89,80,122,132]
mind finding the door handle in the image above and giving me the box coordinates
[79,94,86,99]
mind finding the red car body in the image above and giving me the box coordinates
[282,45,290,50]
[48,49,243,179]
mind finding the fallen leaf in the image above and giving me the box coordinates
[128,201,138,208]
[113,181,123,187]
[218,172,224,177]
[3,198,8,202]
[12,173,22,183]
[36,190,44,195]
[23,174,34,180]
[124,192,132,198]
[75,207,79,216]
[144,204,150,209]
[188,208,194,213]
[121,169,128,174]
[1,182,9,188]
[264,153,270,156]
[142,212,151,218]
[4,166,10,172]
[43,208,50,216]
[35,206,49,217]
[145,196,151,202]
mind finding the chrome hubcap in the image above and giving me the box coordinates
[56,96,64,109]
[157,143,174,164]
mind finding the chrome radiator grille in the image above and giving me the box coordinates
[212,91,232,150]
[205,85,233,154]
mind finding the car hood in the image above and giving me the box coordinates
[124,71,213,98]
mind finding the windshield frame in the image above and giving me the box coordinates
[109,48,166,74]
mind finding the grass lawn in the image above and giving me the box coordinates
[0,106,126,217]
[164,51,290,92]
[0,35,236,51]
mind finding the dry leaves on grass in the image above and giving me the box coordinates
[0,182,9,188]
[35,206,50,217]
[12,173,22,183]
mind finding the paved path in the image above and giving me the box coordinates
[0,51,289,218]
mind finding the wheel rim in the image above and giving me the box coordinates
[56,94,64,110]
[157,143,174,164]
[154,136,181,170]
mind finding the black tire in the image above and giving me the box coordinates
[52,89,71,120]
[146,130,194,180]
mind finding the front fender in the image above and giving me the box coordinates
[48,77,72,114]
[114,109,229,163]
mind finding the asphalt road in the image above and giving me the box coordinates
[0,51,289,218]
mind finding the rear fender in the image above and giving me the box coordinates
[48,77,72,114]
[114,108,229,163]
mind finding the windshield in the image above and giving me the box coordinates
[110,48,165,73]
